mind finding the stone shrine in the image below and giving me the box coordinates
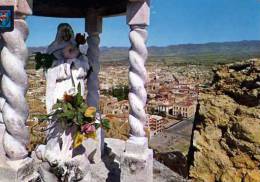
[0,0,152,181]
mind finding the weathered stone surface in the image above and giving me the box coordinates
[244,170,260,182]
[189,59,260,182]
[89,138,189,182]
[0,158,39,182]
[153,160,189,182]
[120,139,153,182]
[154,151,189,178]
[81,128,104,164]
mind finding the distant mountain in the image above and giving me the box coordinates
[28,46,47,55]
[29,40,260,64]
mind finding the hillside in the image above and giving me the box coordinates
[28,40,260,65]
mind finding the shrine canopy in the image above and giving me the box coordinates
[30,0,128,18]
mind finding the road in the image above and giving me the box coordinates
[150,118,194,153]
[165,118,194,135]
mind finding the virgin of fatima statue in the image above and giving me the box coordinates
[35,24,92,181]
[45,23,89,114]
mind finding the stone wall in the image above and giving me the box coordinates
[188,59,260,182]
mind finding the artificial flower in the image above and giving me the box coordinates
[73,132,86,148]
[84,132,96,140]
[84,107,96,118]
[75,33,87,45]
[81,123,96,134]
[63,93,74,103]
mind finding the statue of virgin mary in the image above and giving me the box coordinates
[35,24,92,181]
[45,23,89,113]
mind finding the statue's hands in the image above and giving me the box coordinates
[75,33,87,46]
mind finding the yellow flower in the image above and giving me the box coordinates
[73,131,97,148]
[85,132,96,139]
[73,132,86,148]
[84,107,96,118]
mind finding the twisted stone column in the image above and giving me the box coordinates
[121,1,152,181]
[128,25,148,142]
[127,0,150,144]
[0,0,32,160]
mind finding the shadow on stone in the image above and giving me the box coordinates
[102,143,121,182]
[155,151,189,178]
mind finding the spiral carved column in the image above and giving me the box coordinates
[127,0,150,144]
[120,1,152,181]
[128,25,148,142]
[0,1,31,160]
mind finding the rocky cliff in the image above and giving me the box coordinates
[189,59,260,182]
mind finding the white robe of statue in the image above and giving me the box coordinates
[45,23,89,114]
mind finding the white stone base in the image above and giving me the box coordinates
[77,127,104,164]
[0,124,39,182]
[0,124,6,162]
[120,138,153,182]
[0,158,39,182]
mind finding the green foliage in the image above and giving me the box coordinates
[51,91,88,126]
[37,83,110,134]
[101,119,110,130]
[103,85,129,101]
[35,52,56,71]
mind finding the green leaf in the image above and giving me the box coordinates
[63,103,68,113]
[74,93,83,107]
[35,114,50,122]
[76,112,84,125]
[67,103,73,110]
[59,110,74,120]
[34,52,56,70]
[52,101,63,110]
[79,104,87,113]
[101,119,110,130]
[77,83,82,96]
[95,123,100,129]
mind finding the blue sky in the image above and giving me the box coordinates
[26,0,260,47]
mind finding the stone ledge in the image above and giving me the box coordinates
[88,138,188,182]
[0,158,38,182]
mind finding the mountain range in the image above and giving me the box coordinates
[29,40,260,64]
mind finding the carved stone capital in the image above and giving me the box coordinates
[127,0,150,26]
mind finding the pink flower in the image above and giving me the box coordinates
[81,123,96,134]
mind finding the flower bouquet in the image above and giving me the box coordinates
[38,84,110,148]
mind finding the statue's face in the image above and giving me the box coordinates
[60,26,72,41]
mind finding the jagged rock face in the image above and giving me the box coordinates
[189,59,260,182]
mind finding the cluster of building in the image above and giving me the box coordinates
[147,70,197,120]
[26,62,210,137]
[99,63,205,136]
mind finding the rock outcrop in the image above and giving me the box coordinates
[189,59,260,182]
